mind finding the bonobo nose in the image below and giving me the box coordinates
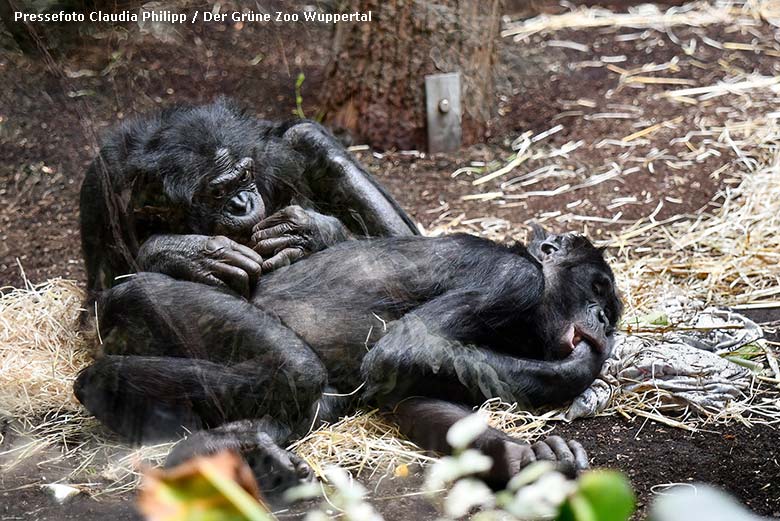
[228,192,251,215]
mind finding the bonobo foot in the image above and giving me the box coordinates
[484,435,589,486]
[166,420,313,497]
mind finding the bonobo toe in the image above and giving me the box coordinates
[483,439,537,487]
[533,435,589,478]
[487,436,590,487]
[244,442,313,496]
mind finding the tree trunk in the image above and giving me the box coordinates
[321,0,502,151]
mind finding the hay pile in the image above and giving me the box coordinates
[0,278,89,418]
[2,0,780,492]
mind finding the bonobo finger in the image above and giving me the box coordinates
[504,442,536,478]
[216,247,263,281]
[230,242,264,267]
[261,248,305,273]
[568,440,589,471]
[291,453,315,481]
[204,235,233,254]
[211,262,250,297]
[570,341,593,358]
[531,440,557,462]
[252,223,294,242]
[200,272,230,291]
[545,436,576,467]
[254,236,304,256]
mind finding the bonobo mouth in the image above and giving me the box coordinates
[561,324,605,355]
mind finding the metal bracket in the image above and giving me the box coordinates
[425,72,462,154]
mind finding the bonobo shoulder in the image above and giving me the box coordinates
[446,233,541,265]
[443,233,543,292]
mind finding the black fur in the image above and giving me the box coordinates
[75,227,621,494]
[80,98,418,292]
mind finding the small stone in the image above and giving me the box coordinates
[41,484,81,504]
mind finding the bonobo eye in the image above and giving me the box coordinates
[210,185,227,199]
[239,169,253,185]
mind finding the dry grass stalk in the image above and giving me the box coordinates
[288,409,436,479]
[502,1,764,41]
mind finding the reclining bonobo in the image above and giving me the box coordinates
[74,225,622,494]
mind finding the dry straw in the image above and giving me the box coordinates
[0,278,90,418]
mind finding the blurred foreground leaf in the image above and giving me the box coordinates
[557,470,635,521]
[137,450,273,521]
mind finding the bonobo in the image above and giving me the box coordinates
[79,98,418,294]
[74,226,622,493]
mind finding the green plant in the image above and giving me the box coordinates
[294,72,306,119]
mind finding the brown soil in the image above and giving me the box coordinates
[1,1,779,519]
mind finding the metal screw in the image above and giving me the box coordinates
[438,99,450,113]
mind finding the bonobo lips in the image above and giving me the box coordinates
[562,324,605,355]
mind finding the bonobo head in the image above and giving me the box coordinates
[527,224,623,361]
[139,99,272,239]
[188,147,264,237]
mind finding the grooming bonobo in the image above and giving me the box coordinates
[79,98,418,293]
[75,225,622,493]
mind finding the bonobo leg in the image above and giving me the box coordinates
[75,273,327,444]
[391,398,588,487]
[280,121,419,237]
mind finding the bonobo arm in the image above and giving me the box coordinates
[247,121,419,272]
[390,398,589,486]
[360,277,604,408]
[137,234,263,297]
[279,121,419,237]
[362,312,605,408]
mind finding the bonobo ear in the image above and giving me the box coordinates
[530,223,550,242]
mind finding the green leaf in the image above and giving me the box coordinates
[727,343,763,359]
[563,470,635,521]
[558,493,596,521]
[640,311,670,326]
[293,72,306,119]
[138,451,273,521]
[723,355,764,372]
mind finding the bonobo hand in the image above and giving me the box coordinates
[137,234,263,297]
[250,205,351,273]
[488,435,589,485]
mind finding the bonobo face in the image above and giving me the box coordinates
[528,225,623,361]
[192,148,265,237]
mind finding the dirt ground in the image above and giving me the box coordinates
[1,0,779,519]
